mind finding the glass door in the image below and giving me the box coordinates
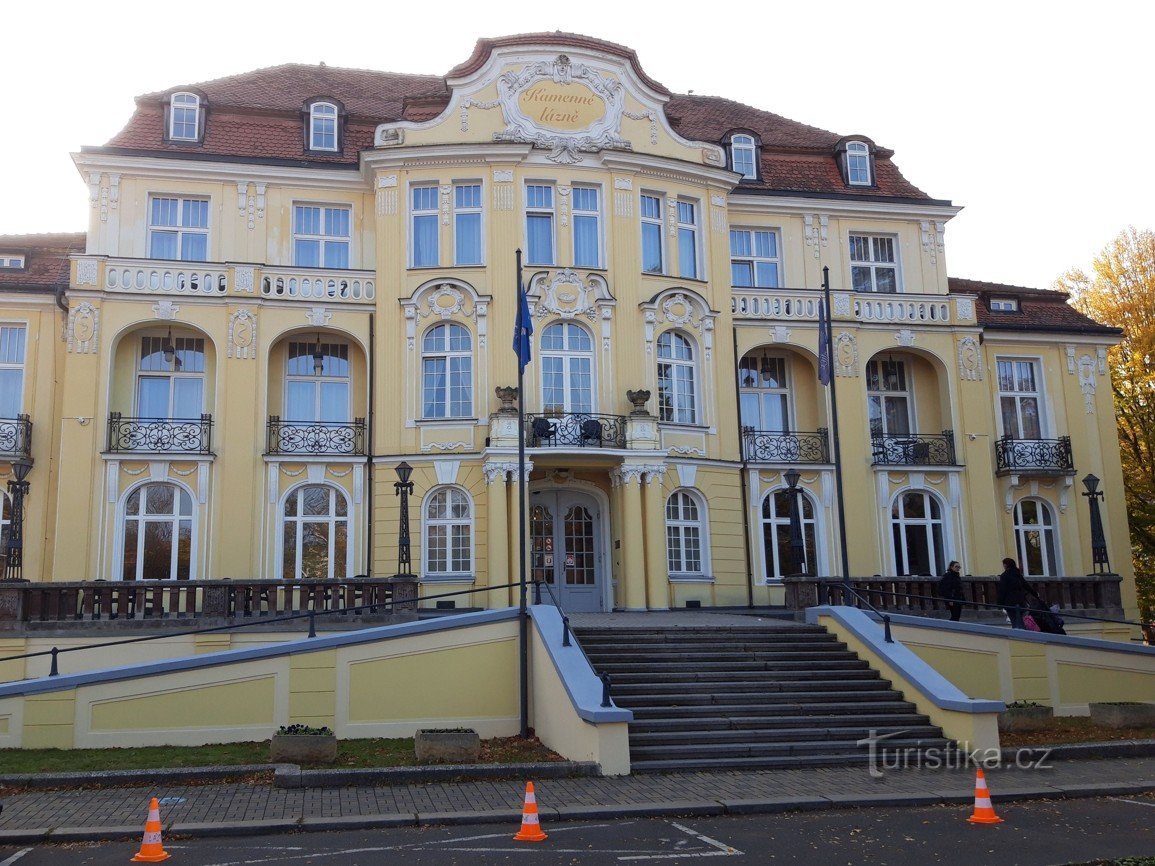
[530,490,603,612]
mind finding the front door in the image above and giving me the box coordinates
[530,490,603,613]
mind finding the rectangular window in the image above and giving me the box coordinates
[849,234,898,292]
[0,325,26,418]
[0,256,25,269]
[730,229,780,288]
[293,205,351,269]
[137,335,205,418]
[866,358,910,438]
[572,186,601,268]
[411,186,440,268]
[990,297,1019,312]
[677,200,699,279]
[148,197,209,262]
[640,194,664,274]
[525,184,555,265]
[454,183,483,265]
[997,359,1044,439]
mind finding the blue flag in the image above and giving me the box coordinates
[818,298,831,386]
[513,279,533,372]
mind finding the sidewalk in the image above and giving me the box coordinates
[2,754,1154,842]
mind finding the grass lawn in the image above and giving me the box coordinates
[1000,716,1155,748]
[0,735,563,774]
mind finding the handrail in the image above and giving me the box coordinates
[839,583,894,642]
[532,580,614,707]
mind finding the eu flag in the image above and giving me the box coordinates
[818,298,831,386]
[513,277,533,372]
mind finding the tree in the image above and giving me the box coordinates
[1058,227,1155,622]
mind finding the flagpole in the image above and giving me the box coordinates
[822,266,852,595]
[515,248,529,739]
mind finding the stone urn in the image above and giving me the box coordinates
[626,389,651,415]
[414,728,481,763]
[495,386,519,415]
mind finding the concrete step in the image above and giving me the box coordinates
[624,699,920,717]
[629,724,945,746]
[629,712,935,732]
[605,667,875,684]
[612,678,893,697]
[628,737,954,761]
[574,627,829,639]
[589,654,861,670]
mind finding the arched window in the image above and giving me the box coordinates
[122,483,194,581]
[657,331,697,424]
[424,487,472,577]
[666,490,708,577]
[730,133,757,180]
[846,141,871,185]
[541,322,594,414]
[738,351,790,432]
[761,489,817,579]
[309,102,338,151]
[891,490,946,576]
[421,323,472,419]
[1015,499,1059,577]
[282,485,349,580]
[285,337,350,422]
[169,93,201,141]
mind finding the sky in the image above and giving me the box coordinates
[2,0,1151,290]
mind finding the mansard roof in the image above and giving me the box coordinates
[948,277,1120,336]
[0,233,85,291]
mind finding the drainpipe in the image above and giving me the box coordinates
[365,312,375,576]
[733,327,754,608]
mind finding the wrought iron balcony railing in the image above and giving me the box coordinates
[525,412,627,449]
[0,414,32,458]
[266,417,367,456]
[741,427,829,464]
[107,412,214,454]
[995,435,1074,475]
[871,430,956,466]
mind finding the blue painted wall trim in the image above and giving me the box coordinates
[884,612,1155,657]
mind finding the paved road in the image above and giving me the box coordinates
[2,795,1153,866]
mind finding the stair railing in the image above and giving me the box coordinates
[533,579,614,707]
[840,583,894,642]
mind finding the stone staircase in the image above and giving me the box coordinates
[573,622,955,771]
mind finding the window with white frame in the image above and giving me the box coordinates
[137,333,205,419]
[454,183,483,265]
[293,204,350,268]
[666,490,707,577]
[761,489,817,579]
[730,229,780,288]
[0,256,25,269]
[421,323,472,419]
[525,184,555,265]
[309,102,338,151]
[990,297,1019,312]
[1014,498,1059,577]
[424,487,472,576]
[282,484,349,580]
[730,133,757,180]
[997,358,1044,439]
[541,321,594,414]
[866,357,912,438]
[738,351,789,432]
[168,92,200,141]
[0,326,27,419]
[677,200,699,279]
[846,141,871,185]
[657,331,698,424]
[640,193,664,274]
[891,490,946,576]
[285,339,350,422]
[122,483,194,581]
[148,197,209,262]
[411,185,439,268]
[572,186,601,268]
[849,234,898,292]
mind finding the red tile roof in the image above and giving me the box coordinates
[948,277,1120,336]
[0,233,85,291]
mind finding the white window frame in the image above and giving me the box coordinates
[135,333,206,419]
[278,483,352,580]
[423,485,474,579]
[421,322,473,419]
[760,487,818,582]
[309,102,339,151]
[540,321,596,415]
[849,234,899,293]
[284,339,351,423]
[571,185,603,268]
[730,228,781,288]
[148,196,209,262]
[657,330,699,425]
[866,357,912,438]
[996,357,1046,439]
[990,297,1019,312]
[0,256,25,269]
[846,141,871,185]
[731,133,757,180]
[525,183,556,266]
[410,185,440,268]
[1014,497,1061,578]
[293,203,351,269]
[738,351,791,432]
[0,325,27,419]
[640,192,665,275]
[666,488,711,580]
[168,92,200,141]
[118,481,197,581]
[676,199,700,280]
[890,489,947,577]
[453,182,484,266]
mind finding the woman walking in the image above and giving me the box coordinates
[997,557,1039,629]
[938,560,965,622]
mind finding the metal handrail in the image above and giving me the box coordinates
[532,579,615,708]
[839,583,894,642]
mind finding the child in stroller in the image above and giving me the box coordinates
[1025,596,1067,635]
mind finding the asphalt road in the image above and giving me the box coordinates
[1,796,1153,866]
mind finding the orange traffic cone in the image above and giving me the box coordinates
[131,797,172,862]
[513,780,548,842]
[966,768,1004,824]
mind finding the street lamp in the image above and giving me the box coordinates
[394,461,415,576]
[4,455,33,581]
[783,468,806,576]
[1081,473,1111,573]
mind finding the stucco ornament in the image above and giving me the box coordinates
[66,302,99,354]
[402,280,491,351]
[958,336,983,381]
[1078,353,1097,413]
[834,331,858,377]
[530,269,612,321]
[228,309,257,360]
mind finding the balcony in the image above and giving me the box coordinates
[741,428,829,464]
[0,414,32,458]
[995,436,1075,476]
[107,413,214,455]
[871,431,956,466]
[266,417,367,456]
[731,288,971,325]
[260,267,375,302]
[525,413,627,449]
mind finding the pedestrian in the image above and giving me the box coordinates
[938,560,965,622]
[997,557,1039,629]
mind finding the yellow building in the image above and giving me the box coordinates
[0,33,1137,621]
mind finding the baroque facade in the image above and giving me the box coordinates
[0,33,1137,617]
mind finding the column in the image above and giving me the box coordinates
[484,461,511,609]
[614,466,647,611]
[642,466,669,610]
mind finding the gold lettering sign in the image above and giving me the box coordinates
[517,81,606,132]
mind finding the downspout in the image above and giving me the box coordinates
[733,327,755,608]
[365,312,375,576]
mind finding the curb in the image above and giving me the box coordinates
[0,765,278,790]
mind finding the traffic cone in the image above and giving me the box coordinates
[513,780,548,842]
[966,768,1004,824]
[131,797,172,862]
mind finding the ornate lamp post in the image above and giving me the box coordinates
[1081,473,1111,574]
[394,461,414,576]
[783,467,806,576]
[4,455,33,581]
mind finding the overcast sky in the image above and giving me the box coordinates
[2,0,1151,289]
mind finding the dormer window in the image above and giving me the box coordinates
[168,92,201,142]
[0,255,25,269]
[310,102,338,151]
[990,297,1019,312]
[846,141,871,185]
[730,133,758,180]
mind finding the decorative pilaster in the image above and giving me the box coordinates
[611,466,647,610]
[641,465,669,610]
[485,465,511,609]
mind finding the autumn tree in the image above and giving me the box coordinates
[1059,227,1155,621]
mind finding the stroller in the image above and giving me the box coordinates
[1025,596,1067,635]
